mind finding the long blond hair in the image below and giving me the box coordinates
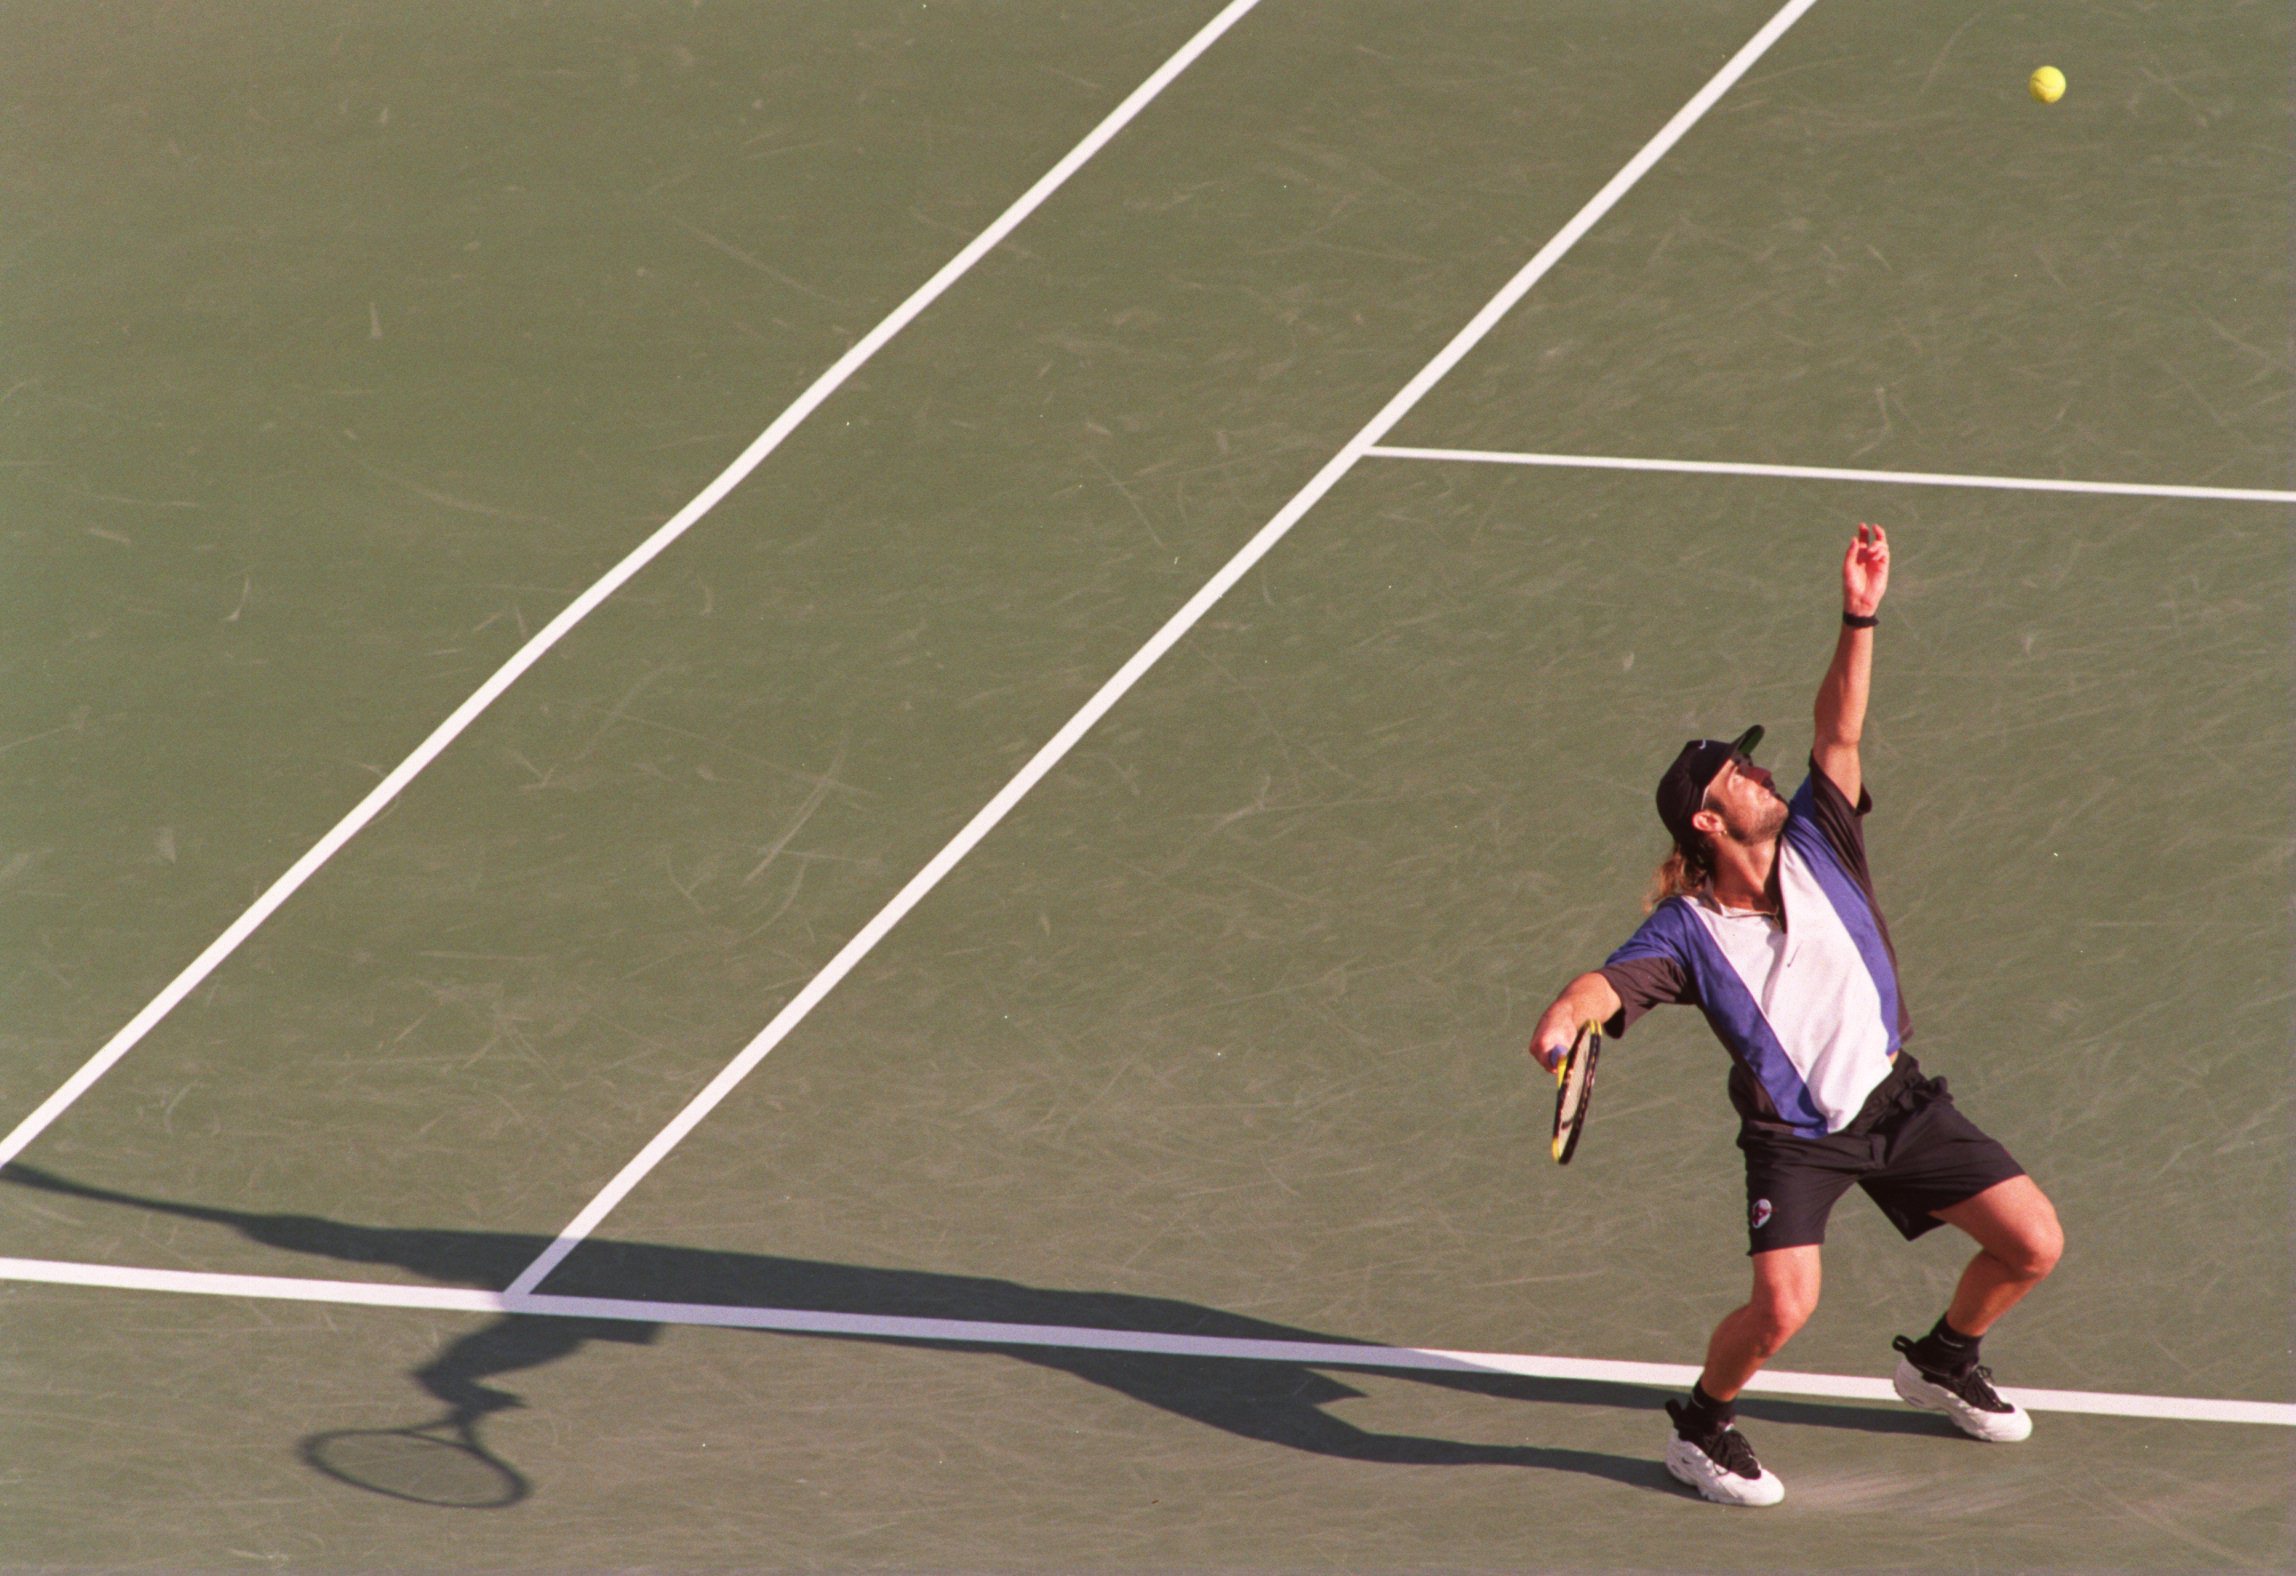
[1644,839,1713,913]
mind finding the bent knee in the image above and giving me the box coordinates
[2025,1189,2067,1277]
[1749,1291,1818,1351]
[1959,1179,2064,1280]
[2015,1218,2065,1280]
[1995,1199,2065,1280]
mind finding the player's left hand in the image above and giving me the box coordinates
[1843,521,1889,618]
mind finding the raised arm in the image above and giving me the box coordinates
[1529,971,1623,1073]
[1813,522,1889,804]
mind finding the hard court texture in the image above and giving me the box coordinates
[1,0,2288,1568]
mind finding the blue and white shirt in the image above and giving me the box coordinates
[1599,760,1915,1139]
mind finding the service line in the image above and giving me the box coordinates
[0,0,1268,1175]
[504,0,1831,1298]
[4,1255,2290,1428]
[1364,445,2296,505]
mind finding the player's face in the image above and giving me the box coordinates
[1701,755,1786,842]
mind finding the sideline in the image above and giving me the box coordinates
[1364,445,2296,505]
[6,1254,2290,1428]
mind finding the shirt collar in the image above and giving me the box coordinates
[1691,844,1793,922]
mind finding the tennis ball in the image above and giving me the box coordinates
[2029,65,2065,104]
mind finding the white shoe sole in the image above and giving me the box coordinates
[1663,1435,1785,1506]
[1893,1357,2033,1442]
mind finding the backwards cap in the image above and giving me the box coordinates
[1655,725,1764,849]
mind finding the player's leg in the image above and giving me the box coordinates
[1881,1174,2062,1441]
[1663,1134,1862,1506]
[1662,1247,1816,1507]
[1701,1245,1823,1399]
[1933,1174,2064,1334]
[1860,1088,2055,1441]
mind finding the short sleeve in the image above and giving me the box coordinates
[1598,901,1699,1037]
[1788,755,1874,883]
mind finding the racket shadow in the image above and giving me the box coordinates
[4,1162,1927,1506]
[301,1413,530,1509]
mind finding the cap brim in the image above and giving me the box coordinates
[1730,725,1765,757]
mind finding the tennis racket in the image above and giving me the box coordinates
[1550,1020,1602,1165]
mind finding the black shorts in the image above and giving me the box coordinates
[1738,1075,2025,1255]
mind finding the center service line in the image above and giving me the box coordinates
[0,0,1267,1175]
[6,1255,2291,1427]
[506,0,1828,1298]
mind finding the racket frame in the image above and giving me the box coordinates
[1550,1020,1602,1165]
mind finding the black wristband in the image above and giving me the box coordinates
[1842,610,1879,629]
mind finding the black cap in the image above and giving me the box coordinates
[1656,725,1764,849]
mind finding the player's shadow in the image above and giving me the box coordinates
[3,1162,1941,1507]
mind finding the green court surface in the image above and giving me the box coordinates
[2,1,2289,1569]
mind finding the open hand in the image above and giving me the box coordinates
[1844,522,1889,617]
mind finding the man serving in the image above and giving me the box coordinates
[1529,523,2064,1507]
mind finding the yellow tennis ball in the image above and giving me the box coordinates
[2029,65,2065,104]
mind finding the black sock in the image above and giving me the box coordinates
[1672,1380,1736,1437]
[1910,1315,1981,1374]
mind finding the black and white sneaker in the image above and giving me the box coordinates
[1662,1400,1785,1506]
[1891,1336,2033,1442]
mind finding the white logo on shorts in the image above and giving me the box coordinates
[1751,1198,1774,1230]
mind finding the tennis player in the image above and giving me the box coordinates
[1528,523,2063,1507]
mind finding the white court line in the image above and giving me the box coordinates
[0,0,1267,1176]
[504,0,1829,1299]
[1364,445,2296,505]
[5,1255,2291,1428]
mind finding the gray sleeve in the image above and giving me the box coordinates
[1801,756,1876,883]
[1597,954,1692,1038]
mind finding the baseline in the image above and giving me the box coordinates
[3,1255,2288,1428]
[1363,445,2296,505]
[0,0,1267,1173]
[503,0,1829,1299]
